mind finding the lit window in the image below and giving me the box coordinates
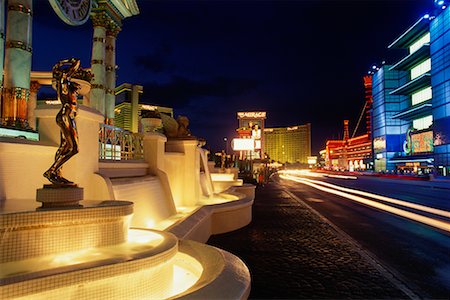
[413,115,433,130]
[409,32,430,54]
[411,86,432,105]
[411,58,431,80]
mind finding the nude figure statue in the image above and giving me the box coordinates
[43,58,81,185]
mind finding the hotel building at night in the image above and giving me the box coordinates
[325,120,372,171]
[373,3,450,176]
[263,124,311,164]
[114,83,173,133]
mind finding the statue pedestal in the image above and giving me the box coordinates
[36,185,84,208]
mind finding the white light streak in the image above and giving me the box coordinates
[298,177,450,219]
[280,174,450,233]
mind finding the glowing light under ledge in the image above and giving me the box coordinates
[1,229,165,279]
[280,174,450,233]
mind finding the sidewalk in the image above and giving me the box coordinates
[207,182,412,299]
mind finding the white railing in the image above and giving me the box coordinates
[99,124,144,160]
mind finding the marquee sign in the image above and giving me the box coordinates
[237,111,267,119]
[373,137,386,150]
[411,131,433,153]
[231,138,255,151]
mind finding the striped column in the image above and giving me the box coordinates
[105,24,120,125]
[89,11,107,117]
[0,0,5,117]
[27,80,39,130]
[2,0,32,128]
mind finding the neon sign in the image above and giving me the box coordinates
[237,111,266,119]
[373,137,386,150]
[231,138,255,151]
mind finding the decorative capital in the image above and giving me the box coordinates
[91,11,109,27]
[106,24,121,37]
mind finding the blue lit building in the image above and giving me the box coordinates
[372,66,409,172]
[430,3,450,176]
[372,5,450,176]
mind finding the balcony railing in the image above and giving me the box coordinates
[99,124,144,160]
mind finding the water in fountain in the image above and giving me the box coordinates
[110,175,177,228]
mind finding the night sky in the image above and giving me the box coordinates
[33,0,431,153]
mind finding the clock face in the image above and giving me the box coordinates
[48,0,92,26]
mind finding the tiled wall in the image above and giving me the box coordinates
[0,202,132,263]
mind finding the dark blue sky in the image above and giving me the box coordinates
[33,0,431,153]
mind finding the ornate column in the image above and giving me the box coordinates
[89,11,107,117]
[105,23,120,125]
[2,0,32,128]
[0,0,5,116]
[27,80,39,130]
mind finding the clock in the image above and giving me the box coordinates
[48,0,92,26]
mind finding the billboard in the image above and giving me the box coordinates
[237,111,266,119]
[373,137,386,151]
[232,138,255,151]
[411,131,433,153]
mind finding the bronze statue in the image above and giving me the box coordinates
[43,58,81,185]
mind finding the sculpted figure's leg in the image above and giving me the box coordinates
[43,113,77,184]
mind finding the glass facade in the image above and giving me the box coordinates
[371,8,450,176]
[411,58,431,79]
[431,7,450,175]
[410,32,430,53]
[411,87,432,105]
[372,66,408,172]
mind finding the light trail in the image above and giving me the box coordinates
[280,174,450,233]
[324,174,358,180]
[296,176,450,219]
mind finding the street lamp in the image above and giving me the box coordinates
[223,137,228,154]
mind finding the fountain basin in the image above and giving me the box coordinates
[0,200,133,263]
[0,230,250,300]
[0,229,178,299]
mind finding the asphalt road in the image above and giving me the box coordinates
[278,173,450,299]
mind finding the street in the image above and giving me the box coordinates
[278,171,450,299]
